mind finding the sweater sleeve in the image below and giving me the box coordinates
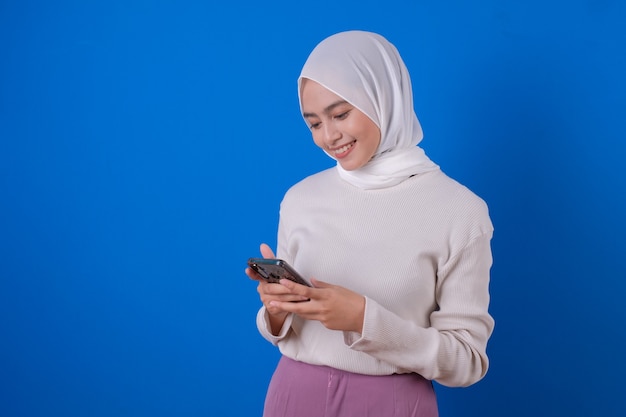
[256,307,294,345]
[344,232,494,387]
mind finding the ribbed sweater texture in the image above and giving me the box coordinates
[257,168,494,387]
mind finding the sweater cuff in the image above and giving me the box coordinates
[256,307,293,345]
[343,296,371,347]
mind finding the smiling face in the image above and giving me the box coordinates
[300,79,381,171]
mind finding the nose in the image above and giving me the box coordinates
[322,121,341,147]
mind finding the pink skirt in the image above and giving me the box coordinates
[263,356,438,417]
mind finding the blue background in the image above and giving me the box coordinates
[1,1,625,416]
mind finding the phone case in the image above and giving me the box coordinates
[247,258,311,287]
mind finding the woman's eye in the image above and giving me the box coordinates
[335,111,350,120]
[309,122,321,130]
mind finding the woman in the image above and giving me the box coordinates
[246,30,494,417]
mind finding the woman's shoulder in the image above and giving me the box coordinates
[414,170,492,229]
[284,167,338,196]
[424,170,488,206]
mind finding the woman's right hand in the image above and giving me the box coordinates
[246,243,308,333]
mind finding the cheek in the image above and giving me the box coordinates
[311,132,325,149]
[368,123,382,150]
[356,124,379,146]
[363,128,381,159]
[373,133,382,150]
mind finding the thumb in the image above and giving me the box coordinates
[260,243,276,259]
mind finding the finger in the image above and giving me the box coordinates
[259,282,291,296]
[262,284,308,301]
[279,279,314,298]
[260,286,309,306]
[260,243,275,259]
[269,299,310,314]
[246,267,265,281]
[271,293,310,303]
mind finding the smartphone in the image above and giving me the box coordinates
[247,258,311,287]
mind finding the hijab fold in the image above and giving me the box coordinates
[298,30,439,190]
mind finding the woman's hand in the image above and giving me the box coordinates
[245,243,307,334]
[269,278,365,334]
[246,243,366,334]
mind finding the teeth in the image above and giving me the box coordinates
[334,142,353,155]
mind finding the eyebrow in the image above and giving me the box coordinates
[302,100,349,118]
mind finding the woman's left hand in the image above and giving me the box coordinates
[268,278,365,334]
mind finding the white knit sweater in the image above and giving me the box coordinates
[256,167,494,387]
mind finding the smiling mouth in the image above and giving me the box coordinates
[332,140,356,156]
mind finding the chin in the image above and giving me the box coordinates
[339,162,365,171]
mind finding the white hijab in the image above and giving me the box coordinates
[298,30,439,190]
